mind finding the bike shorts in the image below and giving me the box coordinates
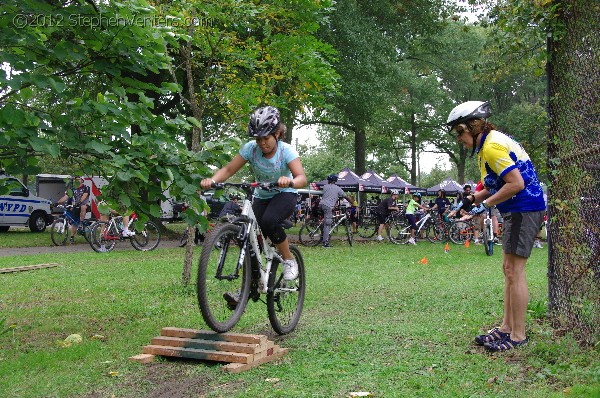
[502,211,545,258]
[376,211,387,225]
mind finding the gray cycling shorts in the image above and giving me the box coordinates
[502,211,545,258]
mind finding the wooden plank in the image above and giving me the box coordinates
[0,263,59,274]
[160,327,267,345]
[128,354,156,364]
[143,344,253,364]
[150,336,270,354]
[222,347,289,373]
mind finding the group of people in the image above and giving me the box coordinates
[201,102,546,354]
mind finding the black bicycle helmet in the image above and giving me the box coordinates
[327,174,338,183]
[247,106,281,137]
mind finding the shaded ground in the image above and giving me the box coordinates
[0,238,183,257]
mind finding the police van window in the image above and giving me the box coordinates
[6,179,26,196]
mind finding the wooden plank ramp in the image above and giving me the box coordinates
[0,263,60,274]
[130,327,288,373]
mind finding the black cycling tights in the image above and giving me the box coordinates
[252,192,296,245]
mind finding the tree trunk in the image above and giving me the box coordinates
[410,113,418,186]
[354,128,366,174]
[181,13,204,286]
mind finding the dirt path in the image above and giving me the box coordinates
[0,239,183,257]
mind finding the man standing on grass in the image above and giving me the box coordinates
[376,190,400,242]
[319,174,352,248]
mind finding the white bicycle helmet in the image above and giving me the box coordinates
[247,106,281,138]
[446,101,491,130]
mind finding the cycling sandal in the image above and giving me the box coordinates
[474,327,510,346]
[484,337,528,352]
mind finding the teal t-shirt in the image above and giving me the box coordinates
[239,140,299,199]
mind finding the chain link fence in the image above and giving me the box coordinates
[547,0,600,346]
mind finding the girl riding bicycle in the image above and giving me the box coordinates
[200,106,307,281]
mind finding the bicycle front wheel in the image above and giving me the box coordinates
[50,218,69,246]
[89,221,117,252]
[483,226,493,256]
[298,218,322,247]
[389,221,411,245]
[130,221,161,251]
[345,219,354,246]
[357,216,377,238]
[267,245,306,335]
[197,223,251,333]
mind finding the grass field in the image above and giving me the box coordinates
[0,231,598,397]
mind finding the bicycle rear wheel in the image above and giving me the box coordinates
[130,221,161,251]
[434,222,449,242]
[89,221,117,252]
[357,216,377,238]
[50,218,69,246]
[449,221,470,245]
[389,221,411,245]
[267,245,306,335]
[197,223,251,333]
[298,218,322,247]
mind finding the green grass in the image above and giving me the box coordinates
[0,240,598,397]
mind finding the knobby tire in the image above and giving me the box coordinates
[50,218,69,246]
[197,223,251,333]
[267,245,306,335]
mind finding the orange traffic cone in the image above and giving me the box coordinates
[419,257,428,265]
[444,242,450,253]
[464,239,470,248]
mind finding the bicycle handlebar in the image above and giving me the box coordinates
[211,181,294,192]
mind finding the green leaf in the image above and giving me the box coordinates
[85,141,112,154]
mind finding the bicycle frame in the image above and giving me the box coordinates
[483,208,494,255]
[101,214,135,241]
[414,211,432,234]
[233,198,281,294]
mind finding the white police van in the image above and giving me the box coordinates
[0,173,54,232]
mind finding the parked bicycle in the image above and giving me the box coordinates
[356,211,379,239]
[448,218,476,245]
[197,182,306,335]
[88,213,161,252]
[50,205,95,245]
[389,209,439,244]
[298,203,353,247]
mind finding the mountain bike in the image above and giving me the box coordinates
[298,203,353,247]
[389,209,438,244]
[198,182,306,335]
[50,205,95,245]
[88,213,161,252]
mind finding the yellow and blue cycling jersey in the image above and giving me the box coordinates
[477,130,545,213]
